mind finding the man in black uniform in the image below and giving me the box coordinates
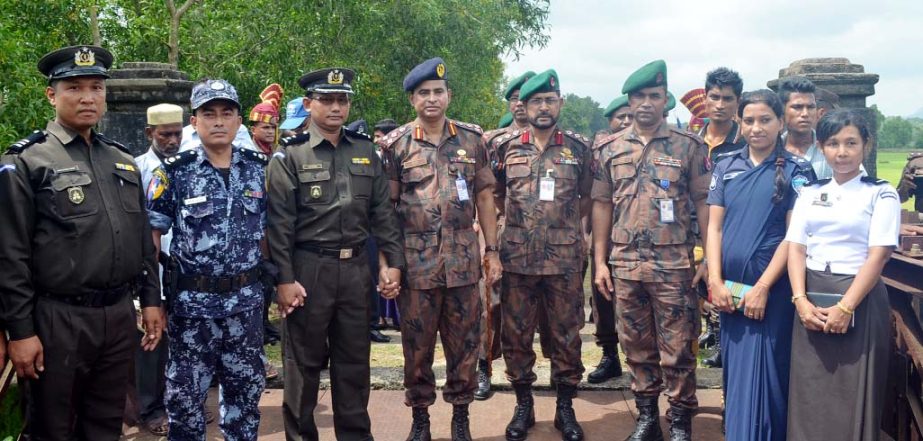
[267,67,405,441]
[0,45,163,441]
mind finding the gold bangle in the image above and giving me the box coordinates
[835,301,854,315]
[791,295,807,304]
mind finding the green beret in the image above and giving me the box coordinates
[504,71,536,100]
[603,95,630,118]
[519,69,560,102]
[498,112,513,128]
[621,59,667,95]
[666,92,676,112]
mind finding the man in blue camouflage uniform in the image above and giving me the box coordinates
[147,79,269,441]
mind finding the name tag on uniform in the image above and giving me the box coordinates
[115,163,136,171]
[539,171,555,201]
[402,157,427,169]
[244,190,263,198]
[455,175,470,201]
[659,199,675,223]
[506,157,529,166]
[351,157,371,165]
[184,195,207,206]
[302,163,324,170]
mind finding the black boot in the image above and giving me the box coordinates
[625,396,663,441]
[697,315,717,349]
[702,344,722,368]
[451,404,472,441]
[406,407,431,441]
[587,345,623,383]
[667,405,693,441]
[505,384,535,441]
[554,384,584,441]
[474,358,492,400]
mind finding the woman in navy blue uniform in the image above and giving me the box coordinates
[785,109,901,440]
[705,89,814,440]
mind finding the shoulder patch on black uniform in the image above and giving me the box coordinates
[860,176,888,185]
[382,124,411,149]
[804,177,832,187]
[452,120,483,135]
[96,133,131,155]
[240,148,269,165]
[715,148,742,162]
[7,130,46,154]
[281,133,310,147]
[163,149,198,169]
[345,127,372,141]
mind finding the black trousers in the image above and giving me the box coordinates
[589,257,619,347]
[282,248,373,441]
[29,295,136,441]
[135,329,168,423]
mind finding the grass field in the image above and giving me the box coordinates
[876,149,916,210]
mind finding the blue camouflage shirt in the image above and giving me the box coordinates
[147,145,268,318]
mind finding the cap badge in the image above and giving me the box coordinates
[68,186,85,204]
[74,47,95,67]
[655,72,664,85]
[549,76,555,88]
[210,81,226,90]
[328,70,343,85]
[436,63,446,78]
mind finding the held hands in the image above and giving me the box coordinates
[709,280,735,313]
[378,267,401,299]
[9,336,44,379]
[483,253,503,285]
[738,281,769,321]
[276,281,307,318]
[821,305,851,334]
[140,306,165,351]
[593,262,614,301]
[795,298,827,332]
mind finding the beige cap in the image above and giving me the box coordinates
[147,103,183,126]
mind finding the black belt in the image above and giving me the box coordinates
[39,281,137,308]
[297,242,365,259]
[177,267,262,293]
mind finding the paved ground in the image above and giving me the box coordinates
[121,388,725,440]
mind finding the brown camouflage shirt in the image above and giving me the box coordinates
[494,127,592,275]
[383,119,496,290]
[591,122,710,282]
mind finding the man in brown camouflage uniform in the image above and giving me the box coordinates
[592,60,710,441]
[493,69,590,441]
[382,57,502,441]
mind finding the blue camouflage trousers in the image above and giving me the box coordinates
[165,306,265,441]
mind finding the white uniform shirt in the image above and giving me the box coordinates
[785,174,901,275]
[135,147,173,300]
[179,124,255,152]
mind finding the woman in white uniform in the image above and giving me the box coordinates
[785,109,901,440]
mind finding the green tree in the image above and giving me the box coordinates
[878,116,914,149]
[869,104,884,132]
[557,93,605,138]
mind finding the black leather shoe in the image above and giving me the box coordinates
[587,345,623,383]
[625,396,664,441]
[667,405,693,441]
[474,359,493,400]
[554,384,584,441]
[370,329,391,343]
[505,384,535,441]
[702,347,722,368]
[406,407,431,441]
[697,317,717,349]
[451,404,472,441]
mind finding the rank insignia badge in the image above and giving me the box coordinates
[436,63,446,78]
[74,47,95,66]
[310,185,322,199]
[68,186,85,204]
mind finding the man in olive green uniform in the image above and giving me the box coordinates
[898,152,923,212]
[381,57,501,441]
[492,69,590,441]
[267,68,405,441]
[592,60,710,441]
[0,45,163,441]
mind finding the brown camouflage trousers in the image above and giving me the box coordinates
[479,279,503,364]
[399,284,481,407]
[614,278,700,409]
[501,272,585,387]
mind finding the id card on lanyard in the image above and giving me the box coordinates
[539,170,555,201]
[455,172,470,202]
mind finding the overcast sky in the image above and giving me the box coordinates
[503,0,923,121]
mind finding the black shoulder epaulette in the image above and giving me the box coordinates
[381,124,411,149]
[562,130,591,147]
[240,148,269,165]
[860,176,888,185]
[452,120,483,135]
[7,130,46,154]
[281,133,310,147]
[162,149,198,169]
[345,128,372,141]
[96,133,131,155]
[804,177,831,187]
[714,148,742,162]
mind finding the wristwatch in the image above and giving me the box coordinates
[485,245,499,253]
